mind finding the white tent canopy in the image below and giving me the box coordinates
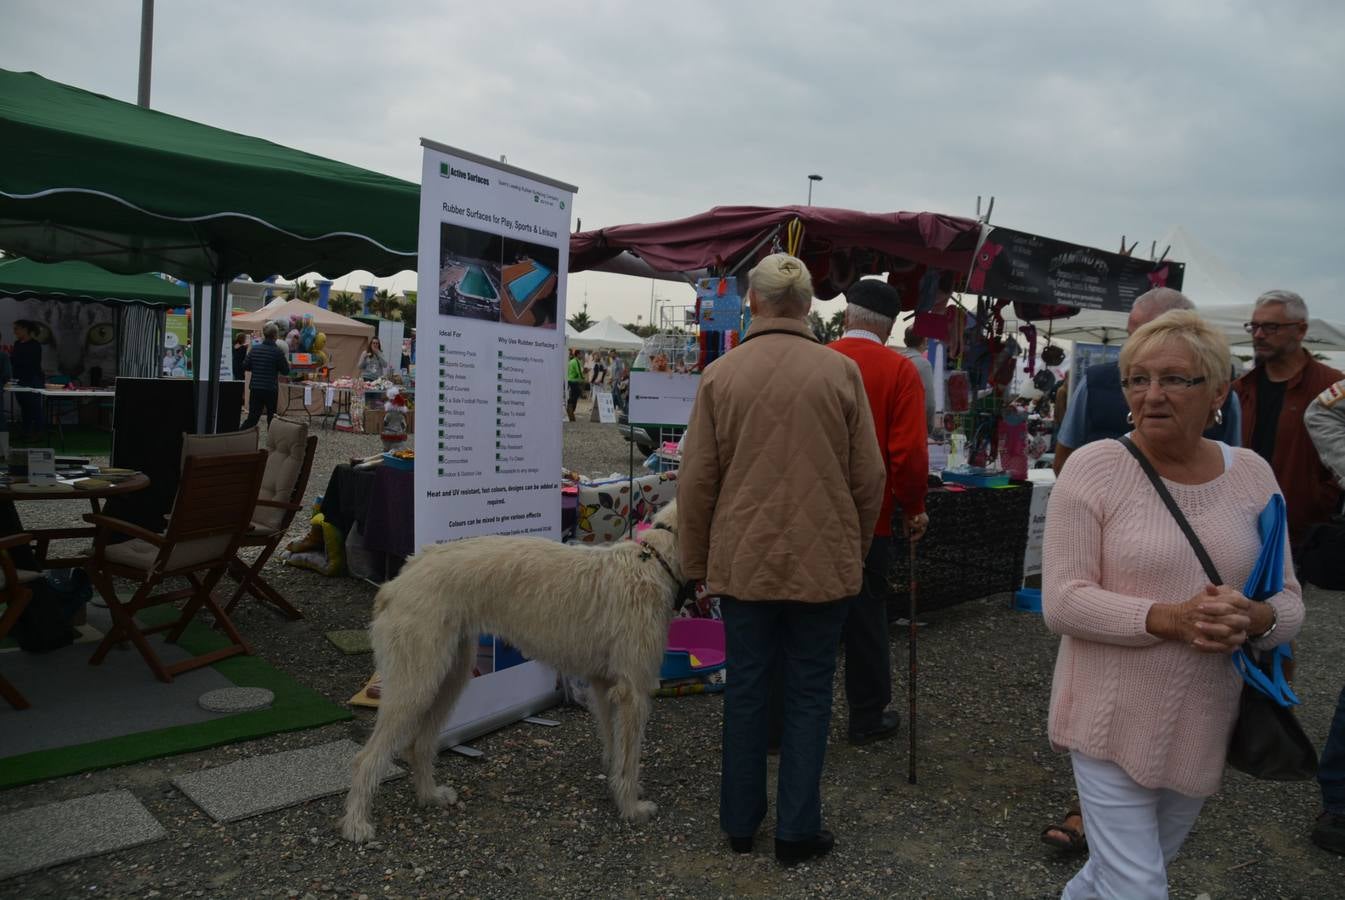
[567,315,645,351]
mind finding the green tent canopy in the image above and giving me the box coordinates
[0,69,419,282]
[0,256,187,307]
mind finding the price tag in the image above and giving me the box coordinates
[28,448,57,485]
[303,385,313,406]
[325,387,336,408]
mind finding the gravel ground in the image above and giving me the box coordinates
[3,410,1344,898]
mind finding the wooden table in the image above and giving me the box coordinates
[0,472,150,569]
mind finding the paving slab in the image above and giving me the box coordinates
[325,629,373,654]
[171,738,403,823]
[0,789,166,880]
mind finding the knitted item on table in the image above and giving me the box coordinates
[1043,439,1304,798]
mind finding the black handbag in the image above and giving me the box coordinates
[1118,437,1318,781]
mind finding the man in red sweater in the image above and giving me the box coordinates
[829,279,930,744]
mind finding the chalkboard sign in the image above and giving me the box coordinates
[970,227,1184,313]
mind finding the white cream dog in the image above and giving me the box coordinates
[340,502,683,842]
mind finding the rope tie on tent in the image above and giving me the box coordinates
[785,218,804,257]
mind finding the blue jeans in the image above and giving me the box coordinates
[1319,683,1345,814]
[720,596,849,842]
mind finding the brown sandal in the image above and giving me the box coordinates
[1041,808,1087,855]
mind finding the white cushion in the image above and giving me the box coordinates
[103,535,233,573]
[180,427,259,467]
[252,417,308,532]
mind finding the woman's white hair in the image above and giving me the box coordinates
[1254,289,1308,322]
[747,253,813,316]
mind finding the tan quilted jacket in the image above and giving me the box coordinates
[677,316,884,602]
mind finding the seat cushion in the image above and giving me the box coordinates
[103,536,233,572]
[181,427,259,467]
[252,418,308,532]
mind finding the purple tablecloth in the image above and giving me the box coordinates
[363,466,416,559]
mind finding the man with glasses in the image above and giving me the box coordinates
[1053,288,1240,476]
[1232,290,1342,553]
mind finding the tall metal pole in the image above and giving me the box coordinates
[807,173,823,205]
[137,0,155,108]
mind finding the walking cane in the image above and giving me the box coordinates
[907,538,918,785]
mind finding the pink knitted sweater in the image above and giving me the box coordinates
[1043,439,1304,798]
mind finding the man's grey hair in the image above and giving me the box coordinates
[1255,289,1308,322]
[846,305,895,336]
[262,322,279,340]
[1133,287,1195,315]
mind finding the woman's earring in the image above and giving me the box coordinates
[1126,411,1134,424]
[1214,408,1224,426]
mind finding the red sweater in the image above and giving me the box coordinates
[830,336,928,533]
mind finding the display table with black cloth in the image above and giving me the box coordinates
[887,483,1034,616]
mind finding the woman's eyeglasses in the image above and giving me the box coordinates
[1120,374,1207,392]
[1244,321,1303,335]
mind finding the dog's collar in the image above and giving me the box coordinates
[637,539,679,586]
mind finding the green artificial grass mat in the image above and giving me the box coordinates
[0,606,351,790]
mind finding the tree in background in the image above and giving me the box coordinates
[806,309,845,343]
[285,279,319,303]
[329,291,361,317]
[568,310,594,332]
[398,292,417,325]
[372,288,401,319]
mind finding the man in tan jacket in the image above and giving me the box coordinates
[678,254,884,865]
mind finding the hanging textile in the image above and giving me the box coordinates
[118,304,165,378]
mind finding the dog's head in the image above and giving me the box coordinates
[638,501,683,586]
[649,500,678,535]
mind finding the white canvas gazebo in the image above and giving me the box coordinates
[567,316,645,351]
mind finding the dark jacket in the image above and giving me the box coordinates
[232,344,249,378]
[1083,362,1240,445]
[1234,351,1344,546]
[11,338,43,387]
[242,340,290,392]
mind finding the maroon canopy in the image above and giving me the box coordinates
[570,205,982,298]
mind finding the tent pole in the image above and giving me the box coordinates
[191,280,228,433]
[137,0,155,108]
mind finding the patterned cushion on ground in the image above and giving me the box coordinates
[252,417,308,532]
[573,471,679,544]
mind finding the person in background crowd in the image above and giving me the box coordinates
[610,352,628,412]
[1043,310,1303,897]
[679,253,884,866]
[10,320,44,440]
[0,342,11,436]
[1044,287,1241,853]
[400,340,411,373]
[590,352,607,386]
[1232,290,1343,554]
[1054,288,1241,477]
[1306,376,1345,855]
[896,327,937,432]
[241,322,291,430]
[359,337,388,382]
[830,280,929,746]
[232,332,250,379]
[565,348,584,422]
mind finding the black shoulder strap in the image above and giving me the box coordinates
[1117,436,1223,585]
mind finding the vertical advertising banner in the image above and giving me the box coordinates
[416,140,577,746]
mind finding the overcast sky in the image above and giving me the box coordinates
[4,0,1343,326]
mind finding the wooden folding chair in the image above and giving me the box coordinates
[222,430,318,620]
[0,532,39,709]
[85,450,267,683]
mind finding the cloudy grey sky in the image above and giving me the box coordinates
[4,0,1343,325]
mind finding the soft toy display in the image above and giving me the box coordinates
[281,501,345,576]
[275,313,330,371]
[380,386,409,451]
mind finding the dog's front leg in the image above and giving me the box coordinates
[587,676,616,773]
[608,678,657,823]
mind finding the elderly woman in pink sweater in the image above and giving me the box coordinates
[1043,310,1303,898]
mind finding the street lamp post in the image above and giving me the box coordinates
[807,173,823,205]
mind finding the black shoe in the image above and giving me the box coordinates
[1312,812,1345,855]
[775,829,834,866]
[728,835,754,854]
[849,710,901,746]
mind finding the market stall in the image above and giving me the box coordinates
[0,256,185,384]
[571,204,1184,607]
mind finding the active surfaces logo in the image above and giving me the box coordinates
[439,162,490,186]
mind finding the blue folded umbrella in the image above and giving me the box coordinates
[1231,494,1298,706]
